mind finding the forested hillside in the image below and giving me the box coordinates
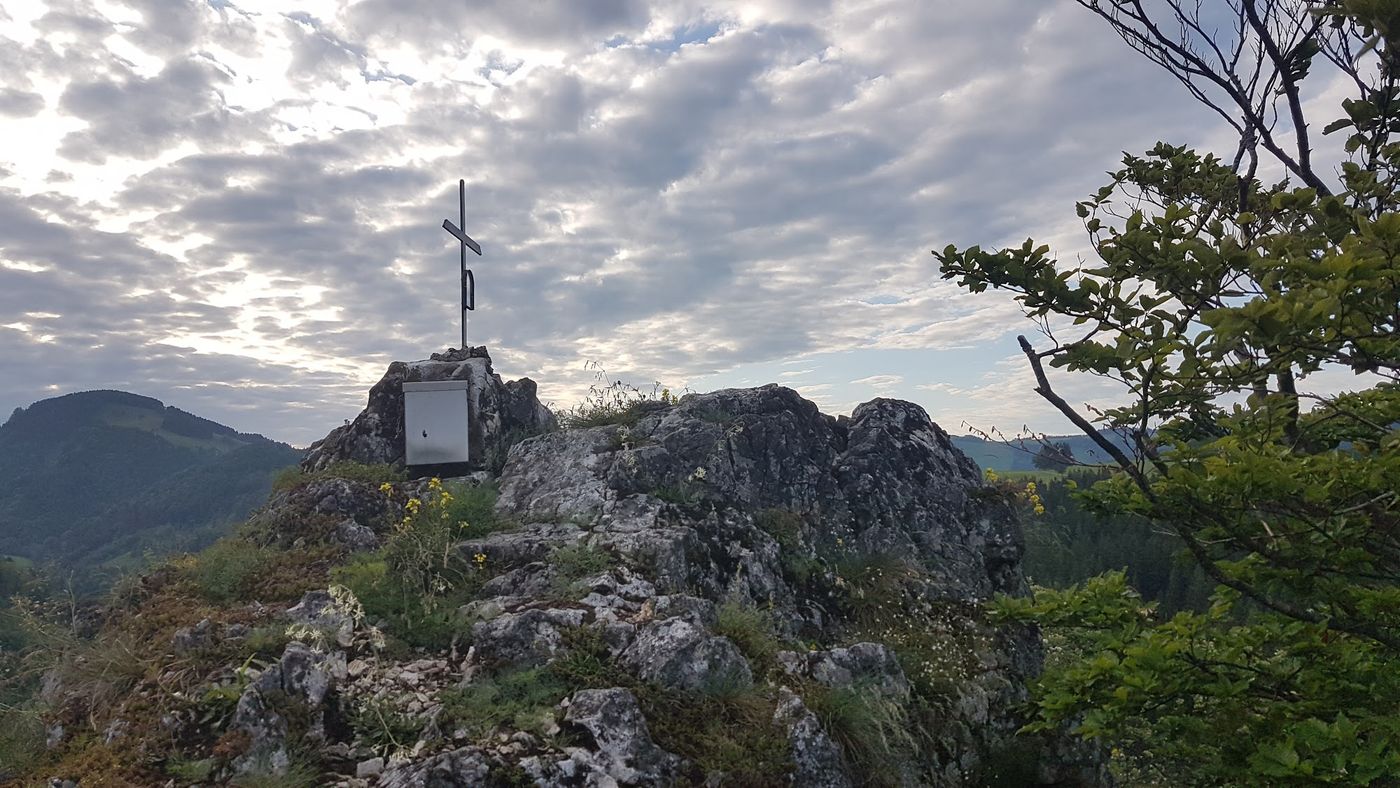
[1015,471,1212,615]
[0,391,301,580]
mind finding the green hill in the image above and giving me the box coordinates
[0,390,301,580]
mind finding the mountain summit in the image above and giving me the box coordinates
[15,353,1106,785]
[0,389,301,574]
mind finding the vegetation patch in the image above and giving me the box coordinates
[438,666,570,741]
[547,626,792,785]
[349,696,426,757]
[270,461,405,493]
[806,682,915,786]
[444,481,507,539]
[0,705,45,779]
[559,367,679,429]
[331,479,498,649]
[714,599,782,675]
[547,543,615,580]
[191,538,274,604]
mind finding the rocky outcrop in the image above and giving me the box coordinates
[302,346,556,473]
[495,385,1023,604]
[32,366,1107,787]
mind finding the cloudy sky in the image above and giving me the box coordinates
[0,0,1269,446]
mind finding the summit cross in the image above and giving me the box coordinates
[441,179,482,350]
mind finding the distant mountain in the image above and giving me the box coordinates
[950,432,1133,471]
[0,390,301,579]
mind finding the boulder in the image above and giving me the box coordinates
[377,746,492,787]
[778,642,912,698]
[774,688,852,788]
[561,688,682,785]
[619,617,753,692]
[301,346,556,473]
[230,642,346,775]
[468,608,587,670]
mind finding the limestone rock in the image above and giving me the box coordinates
[301,346,555,473]
[332,517,380,552]
[170,617,213,653]
[774,688,851,788]
[778,642,912,698]
[247,477,396,547]
[377,746,492,787]
[286,589,357,648]
[562,688,682,785]
[619,617,753,692]
[468,608,586,670]
[230,642,346,775]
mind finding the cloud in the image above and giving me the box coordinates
[0,0,1239,444]
[57,57,233,163]
[851,374,902,391]
[0,87,43,116]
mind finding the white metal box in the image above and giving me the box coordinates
[403,380,471,465]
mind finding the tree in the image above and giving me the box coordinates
[1031,440,1076,472]
[936,1,1400,782]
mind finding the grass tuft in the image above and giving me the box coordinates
[714,599,782,674]
[438,667,569,741]
[271,461,406,493]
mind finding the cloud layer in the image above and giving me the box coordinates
[0,0,1221,445]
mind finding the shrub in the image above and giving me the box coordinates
[754,509,802,550]
[444,482,505,540]
[547,626,631,691]
[642,685,793,785]
[192,538,271,604]
[230,757,321,788]
[164,755,216,782]
[330,479,494,649]
[350,697,425,756]
[831,551,918,628]
[651,485,698,506]
[0,706,44,779]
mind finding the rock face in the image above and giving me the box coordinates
[496,386,1021,603]
[301,346,556,473]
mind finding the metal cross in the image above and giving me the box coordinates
[442,179,482,350]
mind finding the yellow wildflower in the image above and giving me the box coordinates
[473,552,487,566]
[428,477,442,490]
[984,469,999,482]
[405,498,422,515]
[379,482,393,495]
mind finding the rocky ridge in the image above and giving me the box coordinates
[29,351,1106,786]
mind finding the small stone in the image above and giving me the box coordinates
[347,658,369,678]
[355,757,385,778]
